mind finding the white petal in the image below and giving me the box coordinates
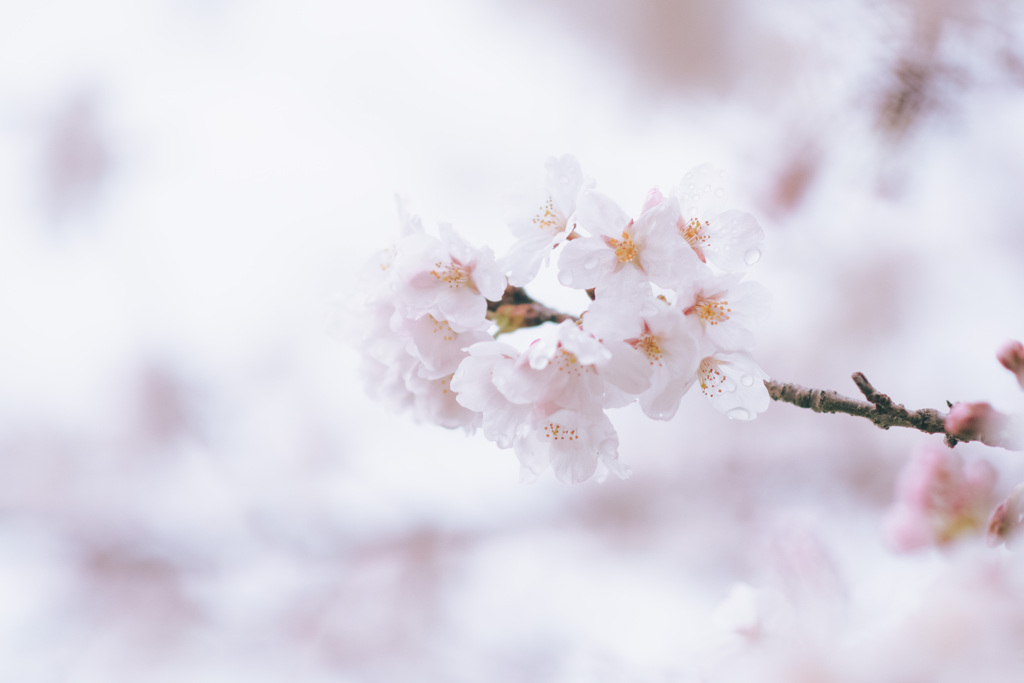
[698,352,770,420]
[703,210,765,272]
[557,237,616,290]
[575,190,632,239]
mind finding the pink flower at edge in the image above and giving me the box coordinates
[883,447,997,552]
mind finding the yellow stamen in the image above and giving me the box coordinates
[607,230,639,264]
[544,422,580,441]
[631,334,664,366]
[679,217,710,262]
[532,197,561,232]
[699,358,725,396]
[430,260,470,288]
[693,298,731,326]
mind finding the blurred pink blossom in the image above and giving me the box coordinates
[884,447,997,551]
[996,340,1024,391]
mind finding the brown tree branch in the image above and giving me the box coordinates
[766,374,1020,450]
[486,285,576,335]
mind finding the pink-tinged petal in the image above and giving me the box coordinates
[639,372,696,421]
[996,339,1024,390]
[451,342,530,448]
[698,352,770,420]
[436,287,488,332]
[557,237,617,290]
[575,190,632,239]
[593,265,652,300]
[641,187,664,212]
[504,156,588,287]
[883,505,933,552]
[396,315,490,380]
[501,231,557,287]
[582,296,646,342]
[555,321,612,366]
[470,252,507,301]
[405,371,482,431]
[513,409,622,484]
[884,446,998,551]
[600,339,653,397]
[703,210,765,272]
[679,271,770,353]
[675,164,731,218]
[437,223,474,265]
[546,154,586,214]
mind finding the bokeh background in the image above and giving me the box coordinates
[2,0,1024,680]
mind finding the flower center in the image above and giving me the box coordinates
[679,217,710,263]
[554,348,587,377]
[532,196,562,233]
[430,316,455,341]
[607,230,639,264]
[631,334,664,365]
[430,259,471,288]
[543,422,580,441]
[688,297,731,326]
[699,358,726,397]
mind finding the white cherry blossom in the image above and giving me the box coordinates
[676,269,772,353]
[503,155,589,286]
[450,341,532,449]
[395,224,506,332]
[494,320,650,413]
[405,370,482,431]
[557,190,698,294]
[697,351,770,420]
[674,165,765,272]
[392,313,492,380]
[584,295,700,420]
[513,408,626,484]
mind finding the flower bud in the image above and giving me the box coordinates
[996,340,1024,390]
[945,402,1009,445]
[987,484,1024,549]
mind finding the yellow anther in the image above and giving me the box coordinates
[694,298,731,326]
[430,260,470,288]
[532,197,560,232]
[607,230,639,264]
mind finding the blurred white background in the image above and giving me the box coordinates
[2,0,1024,681]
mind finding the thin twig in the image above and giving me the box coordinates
[766,374,1019,450]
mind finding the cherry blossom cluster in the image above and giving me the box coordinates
[353,155,770,483]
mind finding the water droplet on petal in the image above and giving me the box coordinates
[726,407,752,420]
[714,188,725,197]
[688,183,696,191]
[743,249,761,266]
[740,374,754,387]
[722,379,737,393]
[583,255,601,269]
